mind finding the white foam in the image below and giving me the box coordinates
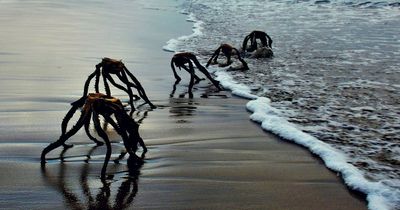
[213,70,258,100]
[215,70,399,210]
[165,6,400,210]
[162,13,204,52]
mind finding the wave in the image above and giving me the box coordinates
[164,6,400,210]
[162,13,204,52]
[216,70,399,210]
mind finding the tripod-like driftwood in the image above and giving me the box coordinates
[171,52,222,97]
[41,93,146,179]
[242,30,273,52]
[206,43,249,70]
[81,58,156,112]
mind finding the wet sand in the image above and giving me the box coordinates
[0,0,367,209]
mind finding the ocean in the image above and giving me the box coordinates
[164,0,400,209]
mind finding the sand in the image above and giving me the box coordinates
[0,0,367,209]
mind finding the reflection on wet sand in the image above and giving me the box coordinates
[169,98,198,118]
[170,77,228,99]
[168,82,229,123]
[169,80,197,99]
[41,149,143,210]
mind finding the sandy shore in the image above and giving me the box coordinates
[0,95,368,210]
[0,0,367,209]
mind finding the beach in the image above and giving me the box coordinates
[0,0,368,209]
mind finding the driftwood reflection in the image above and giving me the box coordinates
[170,80,201,99]
[168,97,198,121]
[170,80,228,100]
[41,150,143,210]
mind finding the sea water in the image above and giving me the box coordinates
[164,0,400,209]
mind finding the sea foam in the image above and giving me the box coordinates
[215,70,398,210]
[165,9,399,210]
[162,13,203,52]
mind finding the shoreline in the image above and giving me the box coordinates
[170,3,398,209]
[0,0,367,209]
[176,1,400,209]
[135,95,368,209]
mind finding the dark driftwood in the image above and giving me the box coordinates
[41,93,146,179]
[206,43,249,70]
[242,30,273,52]
[81,58,156,112]
[170,52,222,97]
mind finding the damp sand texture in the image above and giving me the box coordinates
[0,0,367,209]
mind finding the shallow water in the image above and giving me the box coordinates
[0,0,396,209]
[0,1,193,208]
[171,0,400,209]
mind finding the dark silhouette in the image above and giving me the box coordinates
[206,43,249,70]
[242,30,273,52]
[81,57,156,112]
[41,93,147,179]
[170,52,222,98]
[41,151,143,210]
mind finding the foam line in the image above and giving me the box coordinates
[164,10,399,210]
[163,13,204,52]
[215,69,398,210]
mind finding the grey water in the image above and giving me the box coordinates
[174,0,400,208]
